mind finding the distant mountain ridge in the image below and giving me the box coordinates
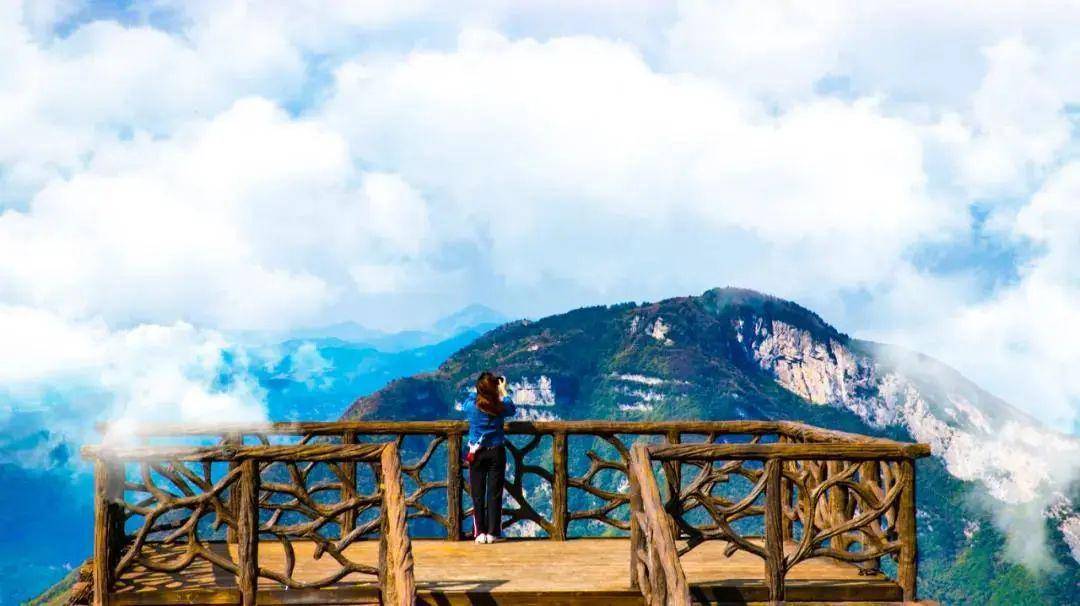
[345,287,1080,605]
[432,304,507,336]
[240,304,509,352]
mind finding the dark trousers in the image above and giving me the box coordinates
[468,445,506,537]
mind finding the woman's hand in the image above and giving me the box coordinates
[497,375,509,400]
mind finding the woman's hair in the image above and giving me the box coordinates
[475,371,506,415]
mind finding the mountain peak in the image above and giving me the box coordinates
[432,304,508,335]
[700,285,775,302]
[698,287,845,343]
[346,288,857,423]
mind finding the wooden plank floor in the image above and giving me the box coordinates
[112,539,903,605]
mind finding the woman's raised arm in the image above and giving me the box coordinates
[501,396,517,417]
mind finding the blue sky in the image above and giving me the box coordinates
[1,1,1078,443]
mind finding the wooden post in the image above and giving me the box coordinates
[897,458,918,602]
[446,431,463,540]
[628,461,642,591]
[236,460,259,606]
[778,437,793,541]
[552,431,568,540]
[764,458,786,605]
[809,460,827,533]
[827,460,852,553]
[859,460,884,572]
[380,443,416,605]
[781,465,794,540]
[223,432,242,544]
[92,458,123,606]
[663,430,682,529]
[630,443,690,606]
[340,430,357,539]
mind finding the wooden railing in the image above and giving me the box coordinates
[81,442,415,606]
[95,420,930,604]
[633,434,928,604]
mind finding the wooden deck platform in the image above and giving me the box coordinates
[112,539,906,605]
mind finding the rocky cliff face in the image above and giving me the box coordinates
[731,310,1080,565]
[739,316,870,408]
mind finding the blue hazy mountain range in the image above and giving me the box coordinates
[3,306,504,605]
[246,304,509,355]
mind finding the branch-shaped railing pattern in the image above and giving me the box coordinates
[96,420,929,605]
[114,420,804,540]
[647,438,927,604]
[255,456,380,588]
[83,443,415,606]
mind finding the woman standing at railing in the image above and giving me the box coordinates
[463,371,517,544]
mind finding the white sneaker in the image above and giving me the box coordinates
[486,534,500,543]
[474,534,486,544]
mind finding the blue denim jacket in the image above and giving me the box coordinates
[463,392,517,447]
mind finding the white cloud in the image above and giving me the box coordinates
[323,30,963,304]
[955,38,1071,195]
[665,0,1080,108]
[0,306,106,384]
[0,305,268,451]
[17,0,82,39]
[953,163,1080,426]
[285,341,333,387]
[0,97,445,330]
[158,0,434,52]
[666,0,848,100]
[357,172,431,258]
[0,10,306,205]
